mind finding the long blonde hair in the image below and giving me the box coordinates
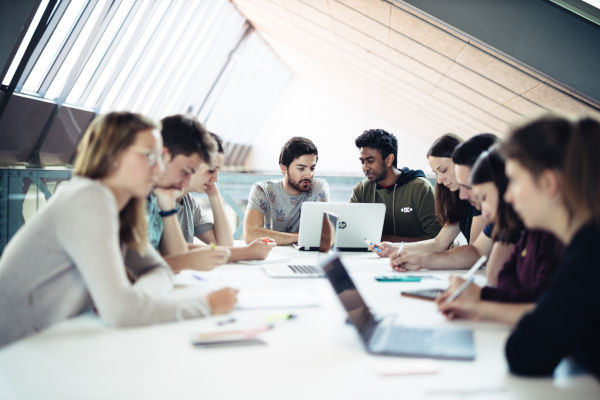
[73,112,159,252]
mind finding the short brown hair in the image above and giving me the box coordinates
[279,137,318,167]
[160,115,217,166]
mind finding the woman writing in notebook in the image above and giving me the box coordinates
[371,134,485,257]
[437,147,563,325]
[500,116,600,379]
[0,112,237,348]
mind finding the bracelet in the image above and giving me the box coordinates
[158,208,178,217]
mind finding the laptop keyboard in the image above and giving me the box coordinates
[288,264,322,274]
[370,326,434,354]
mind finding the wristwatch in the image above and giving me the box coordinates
[158,208,178,217]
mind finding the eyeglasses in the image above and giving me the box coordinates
[129,146,162,167]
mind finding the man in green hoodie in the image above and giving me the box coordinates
[350,129,441,242]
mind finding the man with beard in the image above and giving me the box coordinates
[244,137,330,245]
[350,129,440,242]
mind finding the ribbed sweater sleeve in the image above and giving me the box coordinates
[55,182,211,327]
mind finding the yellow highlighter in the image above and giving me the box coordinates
[210,243,216,250]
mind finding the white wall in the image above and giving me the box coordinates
[246,77,434,177]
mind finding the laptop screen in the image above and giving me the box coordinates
[321,256,376,335]
[319,212,338,253]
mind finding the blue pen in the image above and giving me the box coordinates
[364,238,381,253]
[193,274,204,281]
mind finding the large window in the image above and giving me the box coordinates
[3,0,290,151]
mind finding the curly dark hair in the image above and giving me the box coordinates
[355,129,398,167]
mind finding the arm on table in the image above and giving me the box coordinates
[390,233,492,271]
[243,208,298,245]
[201,185,233,246]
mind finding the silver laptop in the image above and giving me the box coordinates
[264,212,338,278]
[321,255,476,360]
[294,202,386,251]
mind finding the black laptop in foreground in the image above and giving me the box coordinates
[321,255,475,360]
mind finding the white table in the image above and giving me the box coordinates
[1,246,598,400]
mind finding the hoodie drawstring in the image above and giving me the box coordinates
[392,183,397,235]
[373,182,398,235]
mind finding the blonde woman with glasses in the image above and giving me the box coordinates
[0,112,237,348]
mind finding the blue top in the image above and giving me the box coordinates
[146,194,163,249]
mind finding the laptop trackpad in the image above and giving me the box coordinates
[370,325,475,360]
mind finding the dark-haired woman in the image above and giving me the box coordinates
[501,116,600,379]
[437,148,563,325]
[372,134,484,257]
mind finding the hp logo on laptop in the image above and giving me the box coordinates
[338,221,347,229]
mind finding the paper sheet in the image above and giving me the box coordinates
[236,290,320,309]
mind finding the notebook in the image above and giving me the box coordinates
[321,254,476,360]
[263,211,338,278]
[294,202,385,251]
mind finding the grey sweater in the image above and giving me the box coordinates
[0,176,211,348]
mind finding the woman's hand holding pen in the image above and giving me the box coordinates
[437,276,482,303]
[437,297,482,321]
[436,276,483,320]
[390,250,423,272]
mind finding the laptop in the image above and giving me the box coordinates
[321,255,476,360]
[294,202,386,251]
[263,212,338,278]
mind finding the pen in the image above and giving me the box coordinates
[396,241,405,257]
[444,255,487,304]
[364,238,381,253]
[464,255,488,279]
[217,318,237,326]
[267,313,297,322]
[193,273,204,281]
[210,242,216,250]
[444,277,474,303]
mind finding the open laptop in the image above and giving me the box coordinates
[263,212,338,278]
[294,202,386,251]
[321,255,476,360]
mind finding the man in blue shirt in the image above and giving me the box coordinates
[147,115,231,270]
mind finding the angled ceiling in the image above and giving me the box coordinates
[231,0,600,142]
